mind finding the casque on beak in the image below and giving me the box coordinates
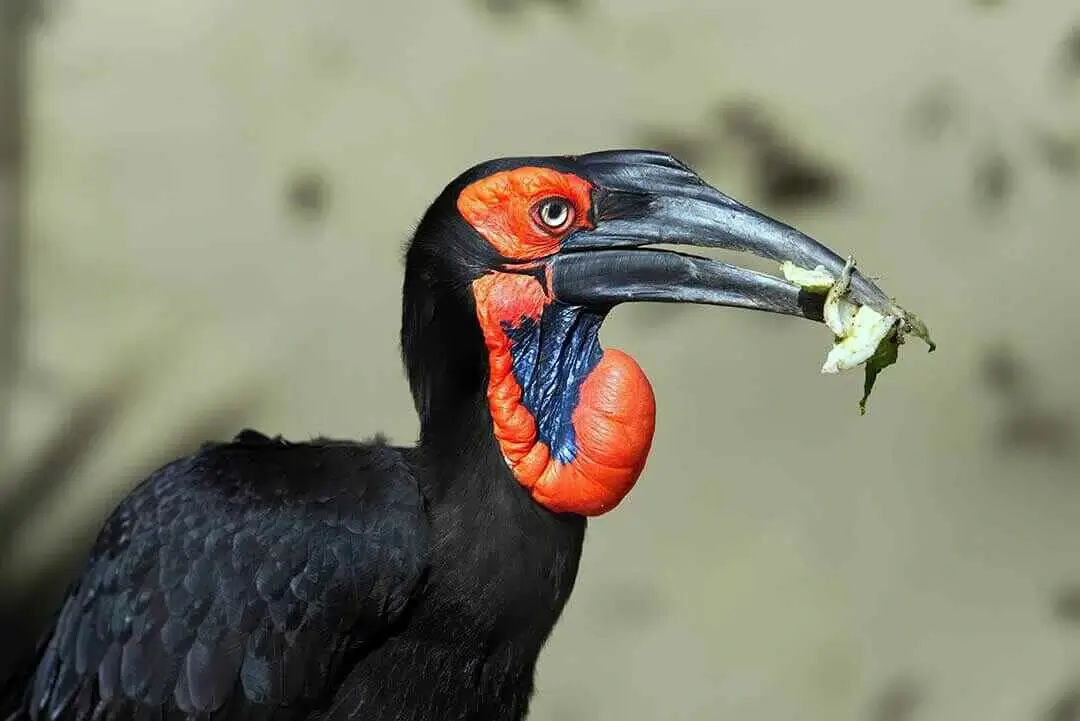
[549,149,894,320]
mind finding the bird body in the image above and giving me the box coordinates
[2,150,898,721]
[7,424,584,721]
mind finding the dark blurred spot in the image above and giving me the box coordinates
[1033,129,1080,177]
[719,101,776,146]
[286,170,330,221]
[982,344,1026,397]
[639,99,845,210]
[717,100,844,210]
[1053,586,1080,624]
[2,0,49,26]
[1059,26,1080,79]
[997,410,1075,457]
[972,149,1012,210]
[970,0,1005,8]
[870,676,922,721]
[592,580,666,628]
[478,0,583,18]
[1045,685,1080,721]
[907,84,960,142]
[981,345,1075,458]
[755,148,842,209]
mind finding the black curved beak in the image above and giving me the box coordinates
[550,149,895,322]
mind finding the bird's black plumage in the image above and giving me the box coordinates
[14,432,431,720]
[2,149,900,721]
[6,418,585,721]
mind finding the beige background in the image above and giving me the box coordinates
[3,1,1080,719]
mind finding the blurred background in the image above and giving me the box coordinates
[1,0,1079,719]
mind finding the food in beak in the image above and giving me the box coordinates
[781,257,936,414]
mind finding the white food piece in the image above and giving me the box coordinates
[780,261,836,292]
[823,293,860,338]
[819,256,900,374]
[821,305,898,373]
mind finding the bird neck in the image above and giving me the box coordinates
[401,251,655,518]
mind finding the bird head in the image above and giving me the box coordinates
[402,149,892,517]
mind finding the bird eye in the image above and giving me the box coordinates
[533,197,574,232]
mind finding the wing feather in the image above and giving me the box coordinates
[10,434,429,721]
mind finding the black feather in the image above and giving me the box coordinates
[9,438,431,721]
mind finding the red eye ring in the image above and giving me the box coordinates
[531,197,575,234]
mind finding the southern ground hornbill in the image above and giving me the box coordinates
[1,150,901,721]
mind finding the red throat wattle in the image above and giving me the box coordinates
[475,273,656,515]
[471,274,656,516]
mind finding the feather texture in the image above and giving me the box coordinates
[17,431,429,721]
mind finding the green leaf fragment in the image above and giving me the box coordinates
[859,326,900,415]
[822,306,898,374]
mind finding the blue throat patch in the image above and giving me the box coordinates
[502,305,605,465]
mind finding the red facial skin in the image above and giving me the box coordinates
[461,168,657,517]
[457,167,594,259]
